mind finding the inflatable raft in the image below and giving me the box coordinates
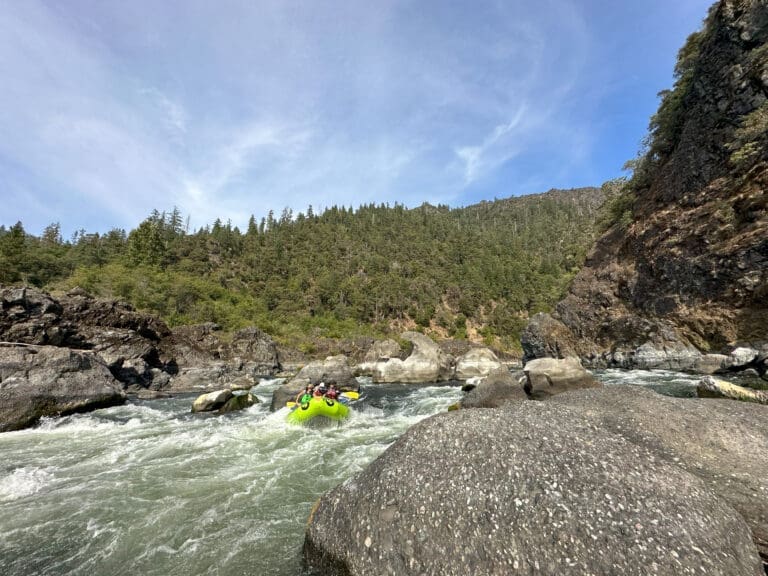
[286,396,350,424]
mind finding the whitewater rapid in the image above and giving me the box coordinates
[0,380,463,576]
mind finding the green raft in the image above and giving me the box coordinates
[286,396,350,424]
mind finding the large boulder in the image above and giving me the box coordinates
[191,390,258,414]
[227,327,281,375]
[363,339,402,363]
[550,386,768,565]
[693,353,730,374]
[697,375,768,404]
[458,367,527,409]
[0,344,127,432]
[630,342,702,371]
[304,399,763,575]
[270,356,359,411]
[0,286,177,390]
[523,357,600,399]
[191,389,233,413]
[454,347,503,380]
[366,332,454,384]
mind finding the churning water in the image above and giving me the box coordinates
[0,381,463,576]
[0,370,710,575]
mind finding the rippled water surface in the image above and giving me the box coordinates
[594,368,702,397]
[0,381,462,576]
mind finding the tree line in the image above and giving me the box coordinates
[0,189,605,352]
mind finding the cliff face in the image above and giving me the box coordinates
[530,0,768,364]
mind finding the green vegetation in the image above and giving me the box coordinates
[0,189,605,352]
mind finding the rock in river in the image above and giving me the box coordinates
[0,344,126,432]
[304,394,763,575]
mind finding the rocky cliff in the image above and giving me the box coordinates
[525,0,768,369]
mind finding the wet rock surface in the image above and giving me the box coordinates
[305,393,764,575]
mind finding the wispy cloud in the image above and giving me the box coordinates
[0,0,712,236]
[455,105,529,184]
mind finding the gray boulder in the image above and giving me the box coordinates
[219,392,257,413]
[170,362,256,392]
[1,286,176,390]
[228,327,281,375]
[366,332,454,384]
[523,357,599,399]
[169,324,280,390]
[631,342,701,371]
[697,375,768,404]
[454,347,503,380]
[550,386,768,565]
[0,344,126,432]
[190,389,257,414]
[693,353,729,374]
[191,389,233,413]
[724,347,760,370]
[305,401,762,575]
[363,339,402,363]
[459,367,527,408]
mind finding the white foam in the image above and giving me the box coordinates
[0,467,55,502]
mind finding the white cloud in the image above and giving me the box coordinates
[0,0,598,236]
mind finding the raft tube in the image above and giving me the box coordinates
[286,396,350,424]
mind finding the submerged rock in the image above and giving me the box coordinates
[304,398,762,575]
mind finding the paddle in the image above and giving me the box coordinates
[286,390,360,408]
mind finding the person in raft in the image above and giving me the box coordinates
[296,385,313,404]
[325,383,339,400]
[313,382,327,397]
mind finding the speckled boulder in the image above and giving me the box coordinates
[550,385,768,563]
[304,401,762,575]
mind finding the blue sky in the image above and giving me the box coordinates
[1,0,714,237]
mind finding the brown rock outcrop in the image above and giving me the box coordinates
[525,0,768,365]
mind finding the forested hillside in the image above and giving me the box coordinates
[0,188,605,352]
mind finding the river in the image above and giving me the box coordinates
[0,371,703,576]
